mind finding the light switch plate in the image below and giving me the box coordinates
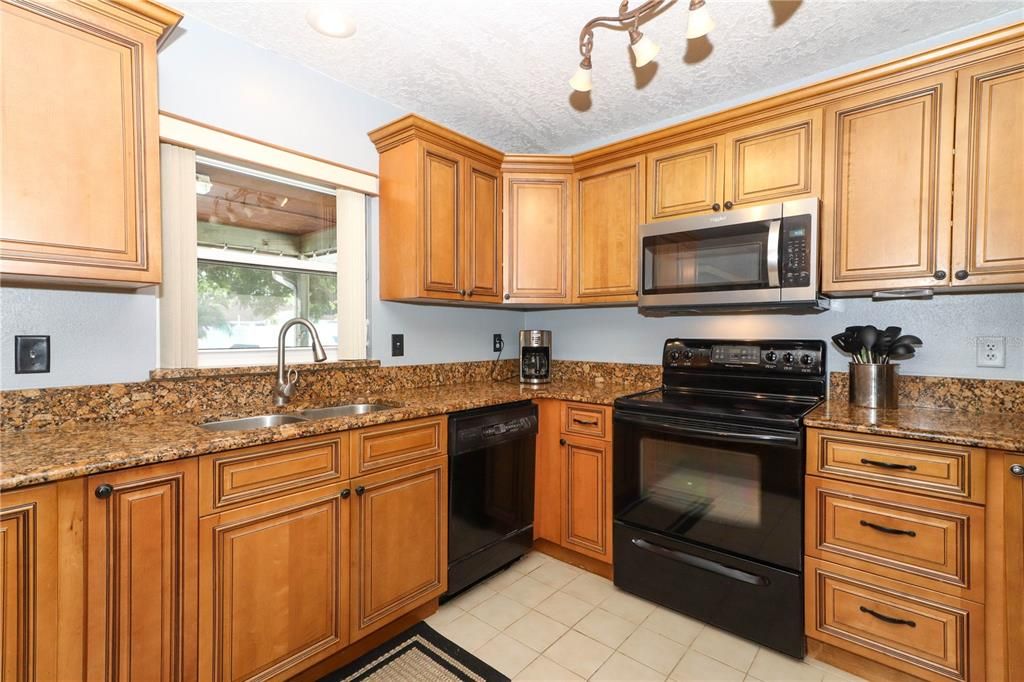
[15,335,50,374]
[391,334,404,357]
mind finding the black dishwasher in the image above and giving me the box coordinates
[446,401,537,597]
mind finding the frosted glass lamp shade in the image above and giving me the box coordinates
[306,5,357,37]
[631,35,660,67]
[570,66,593,92]
[686,3,715,39]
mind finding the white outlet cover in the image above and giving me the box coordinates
[976,336,1006,368]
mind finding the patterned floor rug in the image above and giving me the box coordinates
[317,622,509,682]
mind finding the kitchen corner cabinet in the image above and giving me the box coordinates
[647,108,822,221]
[951,53,1024,288]
[503,168,573,304]
[87,459,199,682]
[371,117,503,303]
[0,0,180,287]
[573,158,645,303]
[988,450,1024,682]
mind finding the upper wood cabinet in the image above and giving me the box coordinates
[371,116,503,303]
[503,164,573,304]
[647,109,822,221]
[87,459,198,682]
[199,482,350,682]
[0,0,180,287]
[573,158,645,303]
[822,74,957,294]
[951,52,1024,288]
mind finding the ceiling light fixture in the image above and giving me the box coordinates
[572,0,715,92]
[306,4,356,38]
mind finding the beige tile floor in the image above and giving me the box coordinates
[428,552,868,682]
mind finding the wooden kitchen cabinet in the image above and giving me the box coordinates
[0,0,179,286]
[350,456,447,641]
[503,168,573,304]
[371,115,504,303]
[199,482,350,682]
[573,157,644,303]
[561,434,613,563]
[951,52,1024,288]
[821,73,957,294]
[647,135,724,220]
[986,450,1024,682]
[87,459,198,682]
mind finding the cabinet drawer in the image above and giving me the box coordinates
[805,558,983,682]
[200,433,348,515]
[807,429,984,502]
[350,416,446,475]
[806,476,984,600]
[562,403,610,441]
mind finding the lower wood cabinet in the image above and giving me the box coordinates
[199,483,351,682]
[87,459,199,682]
[350,456,447,640]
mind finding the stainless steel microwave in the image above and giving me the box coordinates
[638,197,824,314]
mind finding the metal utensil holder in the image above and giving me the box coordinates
[849,363,898,409]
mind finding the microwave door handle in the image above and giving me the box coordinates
[767,219,781,288]
[615,412,798,445]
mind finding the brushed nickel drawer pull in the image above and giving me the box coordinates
[860,458,917,471]
[572,417,599,425]
[860,520,917,537]
[859,605,916,627]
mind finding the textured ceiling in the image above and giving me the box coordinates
[170,1,1021,153]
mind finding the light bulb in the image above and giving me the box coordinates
[306,4,356,38]
[631,34,660,67]
[686,0,715,39]
[570,65,592,92]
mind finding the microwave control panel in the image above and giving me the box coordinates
[663,339,824,376]
[780,216,812,288]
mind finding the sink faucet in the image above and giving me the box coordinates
[273,317,328,407]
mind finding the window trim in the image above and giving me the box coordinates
[158,115,374,369]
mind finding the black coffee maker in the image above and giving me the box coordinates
[519,330,551,384]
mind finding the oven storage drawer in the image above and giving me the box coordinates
[807,428,984,503]
[805,476,984,600]
[613,523,804,658]
[805,558,984,682]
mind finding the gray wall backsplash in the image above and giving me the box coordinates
[524,293,1024,380]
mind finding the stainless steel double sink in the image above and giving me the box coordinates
[200,403,398,432]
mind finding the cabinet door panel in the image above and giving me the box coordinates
[724,109,822,207]
[87,460,197,682]
[1,485,59,682]
[464,162,502,302]
[199,484,349,682]
[1002,453,1024,681]
[952,53,1024,287]
[561,437,612,562]
[504,174,571,303]
[0,0,162,284]
[421,144,462,297]
[647,137,722,220]
[822,74,955,293]
[351,457,447,640]
[575,159,643,302]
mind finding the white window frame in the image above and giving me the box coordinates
[158,113,375,368]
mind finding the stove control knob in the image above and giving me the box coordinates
[765,351,778,363]
[782,352,795,364]
[668,350,681,362]
[682,350,694,360]
[800,353,815,366]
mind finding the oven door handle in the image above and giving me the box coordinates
[631,538,770,586]
[615,412,799,446]
[767,218,781,288]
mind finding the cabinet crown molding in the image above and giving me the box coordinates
[369,113,504,166]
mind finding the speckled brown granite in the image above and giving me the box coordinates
[551,360,660,386]
[149,360,380,380]
[1,360,520,430]
[0,376,655,491]
[804,401,1024,452]
[829,371,1024,413]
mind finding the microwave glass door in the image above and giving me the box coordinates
[642,221,774,295]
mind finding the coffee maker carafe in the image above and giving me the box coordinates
[519,330,552,384]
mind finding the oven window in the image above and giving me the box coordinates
[643,222,771,294]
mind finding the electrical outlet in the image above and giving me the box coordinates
[493,333,504,353]
[15,335,50,374]
[391,334,404,357]
[976,336,1005,368]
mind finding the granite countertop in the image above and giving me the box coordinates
[0,377,652,491]
[805,400,1024,452]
